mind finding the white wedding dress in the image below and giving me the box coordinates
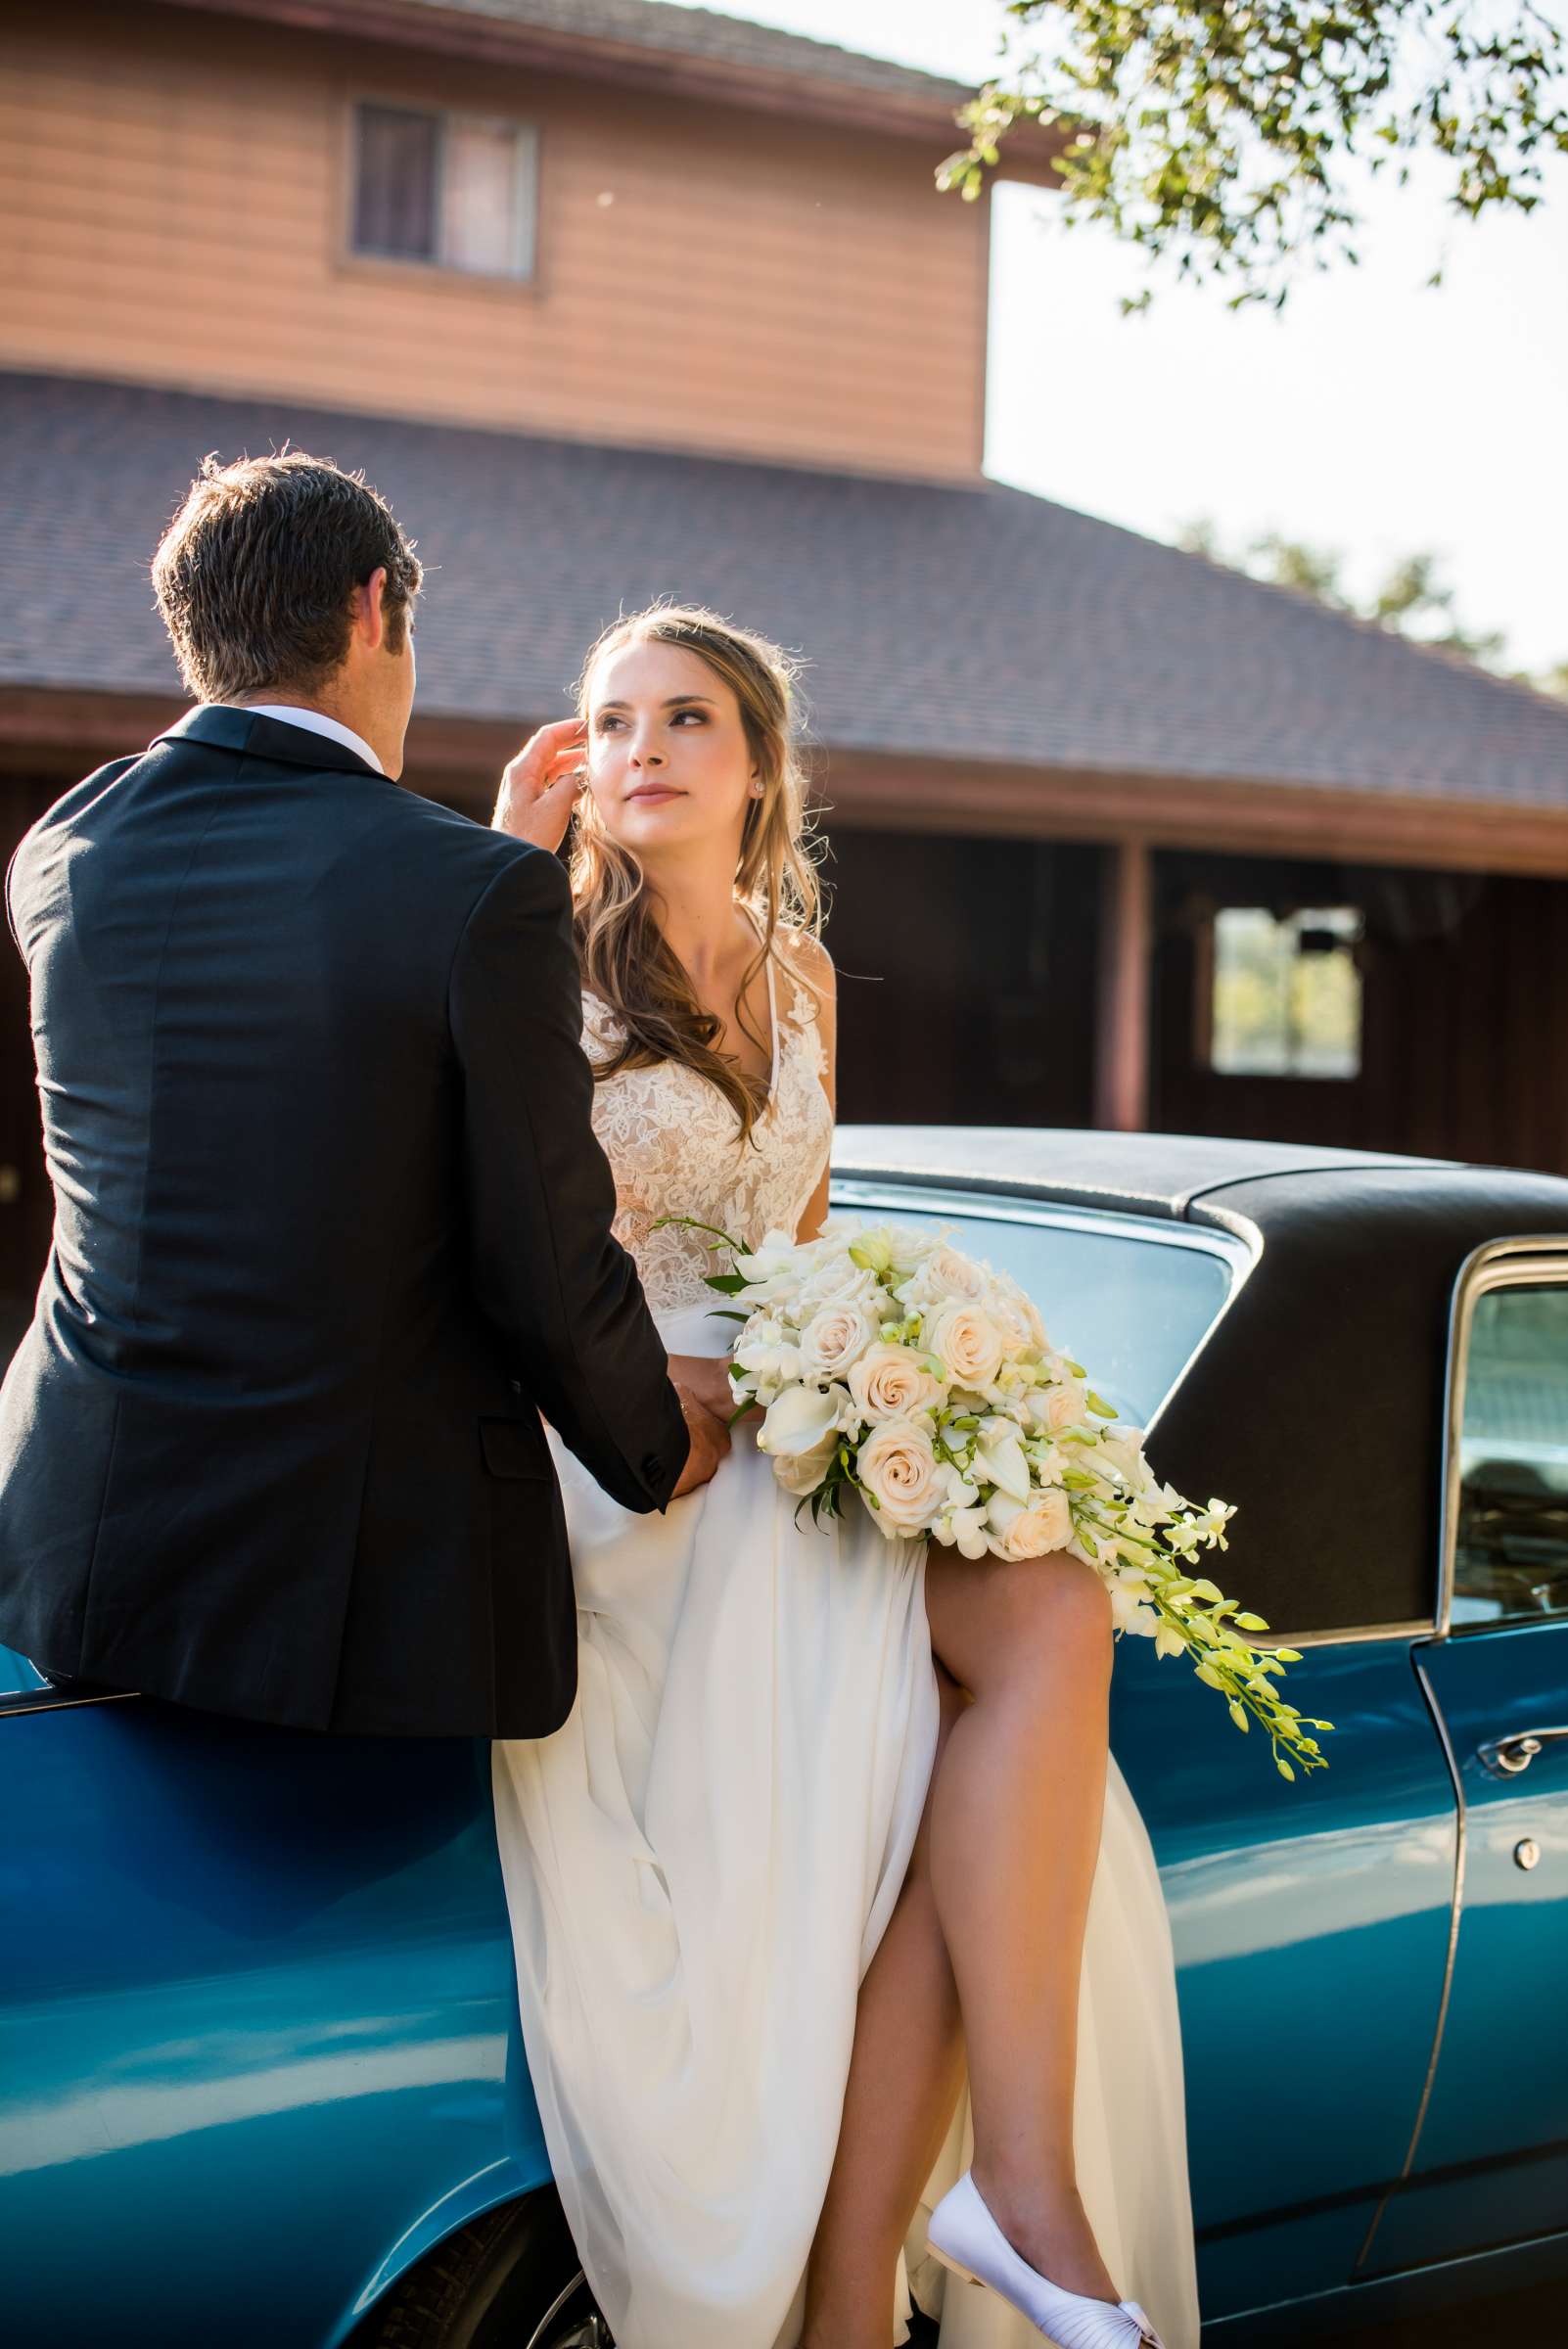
[490,949,1200,2349]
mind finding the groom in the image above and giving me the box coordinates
[0,450,723,1735]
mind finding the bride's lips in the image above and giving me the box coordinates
[625,785,683,804]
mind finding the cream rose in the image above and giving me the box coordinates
[922,1302,1004,1392]
[986,1287,1036,1359]
[986,1487,1074,1560]
[848,1343,945,1425]
[994,1270,1048,1351]
[1037,1379,1089,1434]
[901,1243,990,1312]
[856,1416,945,1538]
[797,1300,879,1380]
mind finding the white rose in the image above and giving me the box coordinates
[798,1257,883,1318]
[985,1487,1074,1561]
[759,1382,843,1458]
[771,1429,839,1497]
[855,1416,945,1538]
[797,1300,879,1379]
[848,1343,945,1424]
[901,1243,990,1312]
[923,1302,1005,1392]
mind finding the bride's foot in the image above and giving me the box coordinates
[970,2163,1118,2303]
[927,2170,1165,2349]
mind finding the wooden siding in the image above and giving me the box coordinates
[0,3,990,482]
[1150,851,1568,1176]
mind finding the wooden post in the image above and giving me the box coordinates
[1094,838,1152,1131]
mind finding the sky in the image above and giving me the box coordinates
[701,0,1568,672]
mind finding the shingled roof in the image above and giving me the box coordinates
[4,371,1566,812]
[400,0,973,105]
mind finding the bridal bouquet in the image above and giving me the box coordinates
[674,1215,1330,1782]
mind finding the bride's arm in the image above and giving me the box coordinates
[790,933,838,1243]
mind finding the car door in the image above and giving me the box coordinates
[831,1183,1460,2324]
[1361,1246,1568,2274]
[0,1657,544,2347]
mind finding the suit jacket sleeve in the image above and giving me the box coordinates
[449,842,691,1514]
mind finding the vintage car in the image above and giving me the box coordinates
[4,1128,1568,2347]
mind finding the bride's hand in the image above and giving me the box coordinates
[670,1385,730,1498]
[492,719,588,852]
[668,1352,757,1426]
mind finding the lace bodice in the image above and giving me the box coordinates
[582,947,833,1316]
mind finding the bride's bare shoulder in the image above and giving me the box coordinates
[773,924,835,1012]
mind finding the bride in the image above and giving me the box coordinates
[488,605,1199,2349]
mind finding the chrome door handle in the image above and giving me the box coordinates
[1477,1727,1568,1778]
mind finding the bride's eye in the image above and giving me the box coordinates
[669,708,707,725]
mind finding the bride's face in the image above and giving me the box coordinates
[585,640,758,858]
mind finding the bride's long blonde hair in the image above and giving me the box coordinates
[570,603,823,1144]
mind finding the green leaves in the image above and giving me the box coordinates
[938,1,1568,307]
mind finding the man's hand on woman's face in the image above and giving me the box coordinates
[492,719,588,852]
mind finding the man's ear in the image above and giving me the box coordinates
[352,567,390,653]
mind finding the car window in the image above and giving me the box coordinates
[1453,1283,1568,1628]
[862,1208,1234,1428]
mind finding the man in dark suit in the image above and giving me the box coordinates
[0,450,722,1736]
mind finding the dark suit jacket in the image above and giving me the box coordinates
[0,705,689,1735]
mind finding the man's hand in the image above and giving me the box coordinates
[668,1352,759,1426]
[492,719,589,853]
[669,1383,730,1498]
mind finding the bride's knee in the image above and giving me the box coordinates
[994,1550,1112,1684]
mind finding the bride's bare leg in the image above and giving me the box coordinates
[922,1545,1118,2301]
[800,1665,969,2349]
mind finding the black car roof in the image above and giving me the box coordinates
[833,1127,1568,1635]
[833,1124,1458,1221]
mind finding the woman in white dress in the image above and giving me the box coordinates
[489,606,1199,2349]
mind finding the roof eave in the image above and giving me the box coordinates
[152,0,1066,171]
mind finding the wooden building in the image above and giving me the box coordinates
[4,0,1568,1339]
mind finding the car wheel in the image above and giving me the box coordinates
[356,2188,614,2349]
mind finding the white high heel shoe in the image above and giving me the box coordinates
[927,2171,1167,2349]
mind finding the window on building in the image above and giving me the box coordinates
[351,103,538,280]
[1206,905,1363,1079]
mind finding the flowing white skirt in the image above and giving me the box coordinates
[491,1304,1200,2349]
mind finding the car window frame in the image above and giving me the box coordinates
[832,1177,1450,1651]
[1439,1236,1568,1641]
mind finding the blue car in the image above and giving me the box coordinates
[5,1128,1568,2347]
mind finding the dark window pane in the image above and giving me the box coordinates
[353,104,438,262]
[1453,1284,1568,1626]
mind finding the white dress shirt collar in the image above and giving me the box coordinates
[226,703,386,776]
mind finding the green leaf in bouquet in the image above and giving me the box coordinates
[650,1213,747,1255]
[704,1271,751,1294]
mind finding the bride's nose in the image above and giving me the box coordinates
[629,742,667,770]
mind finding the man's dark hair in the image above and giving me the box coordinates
[151,449,424,705]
